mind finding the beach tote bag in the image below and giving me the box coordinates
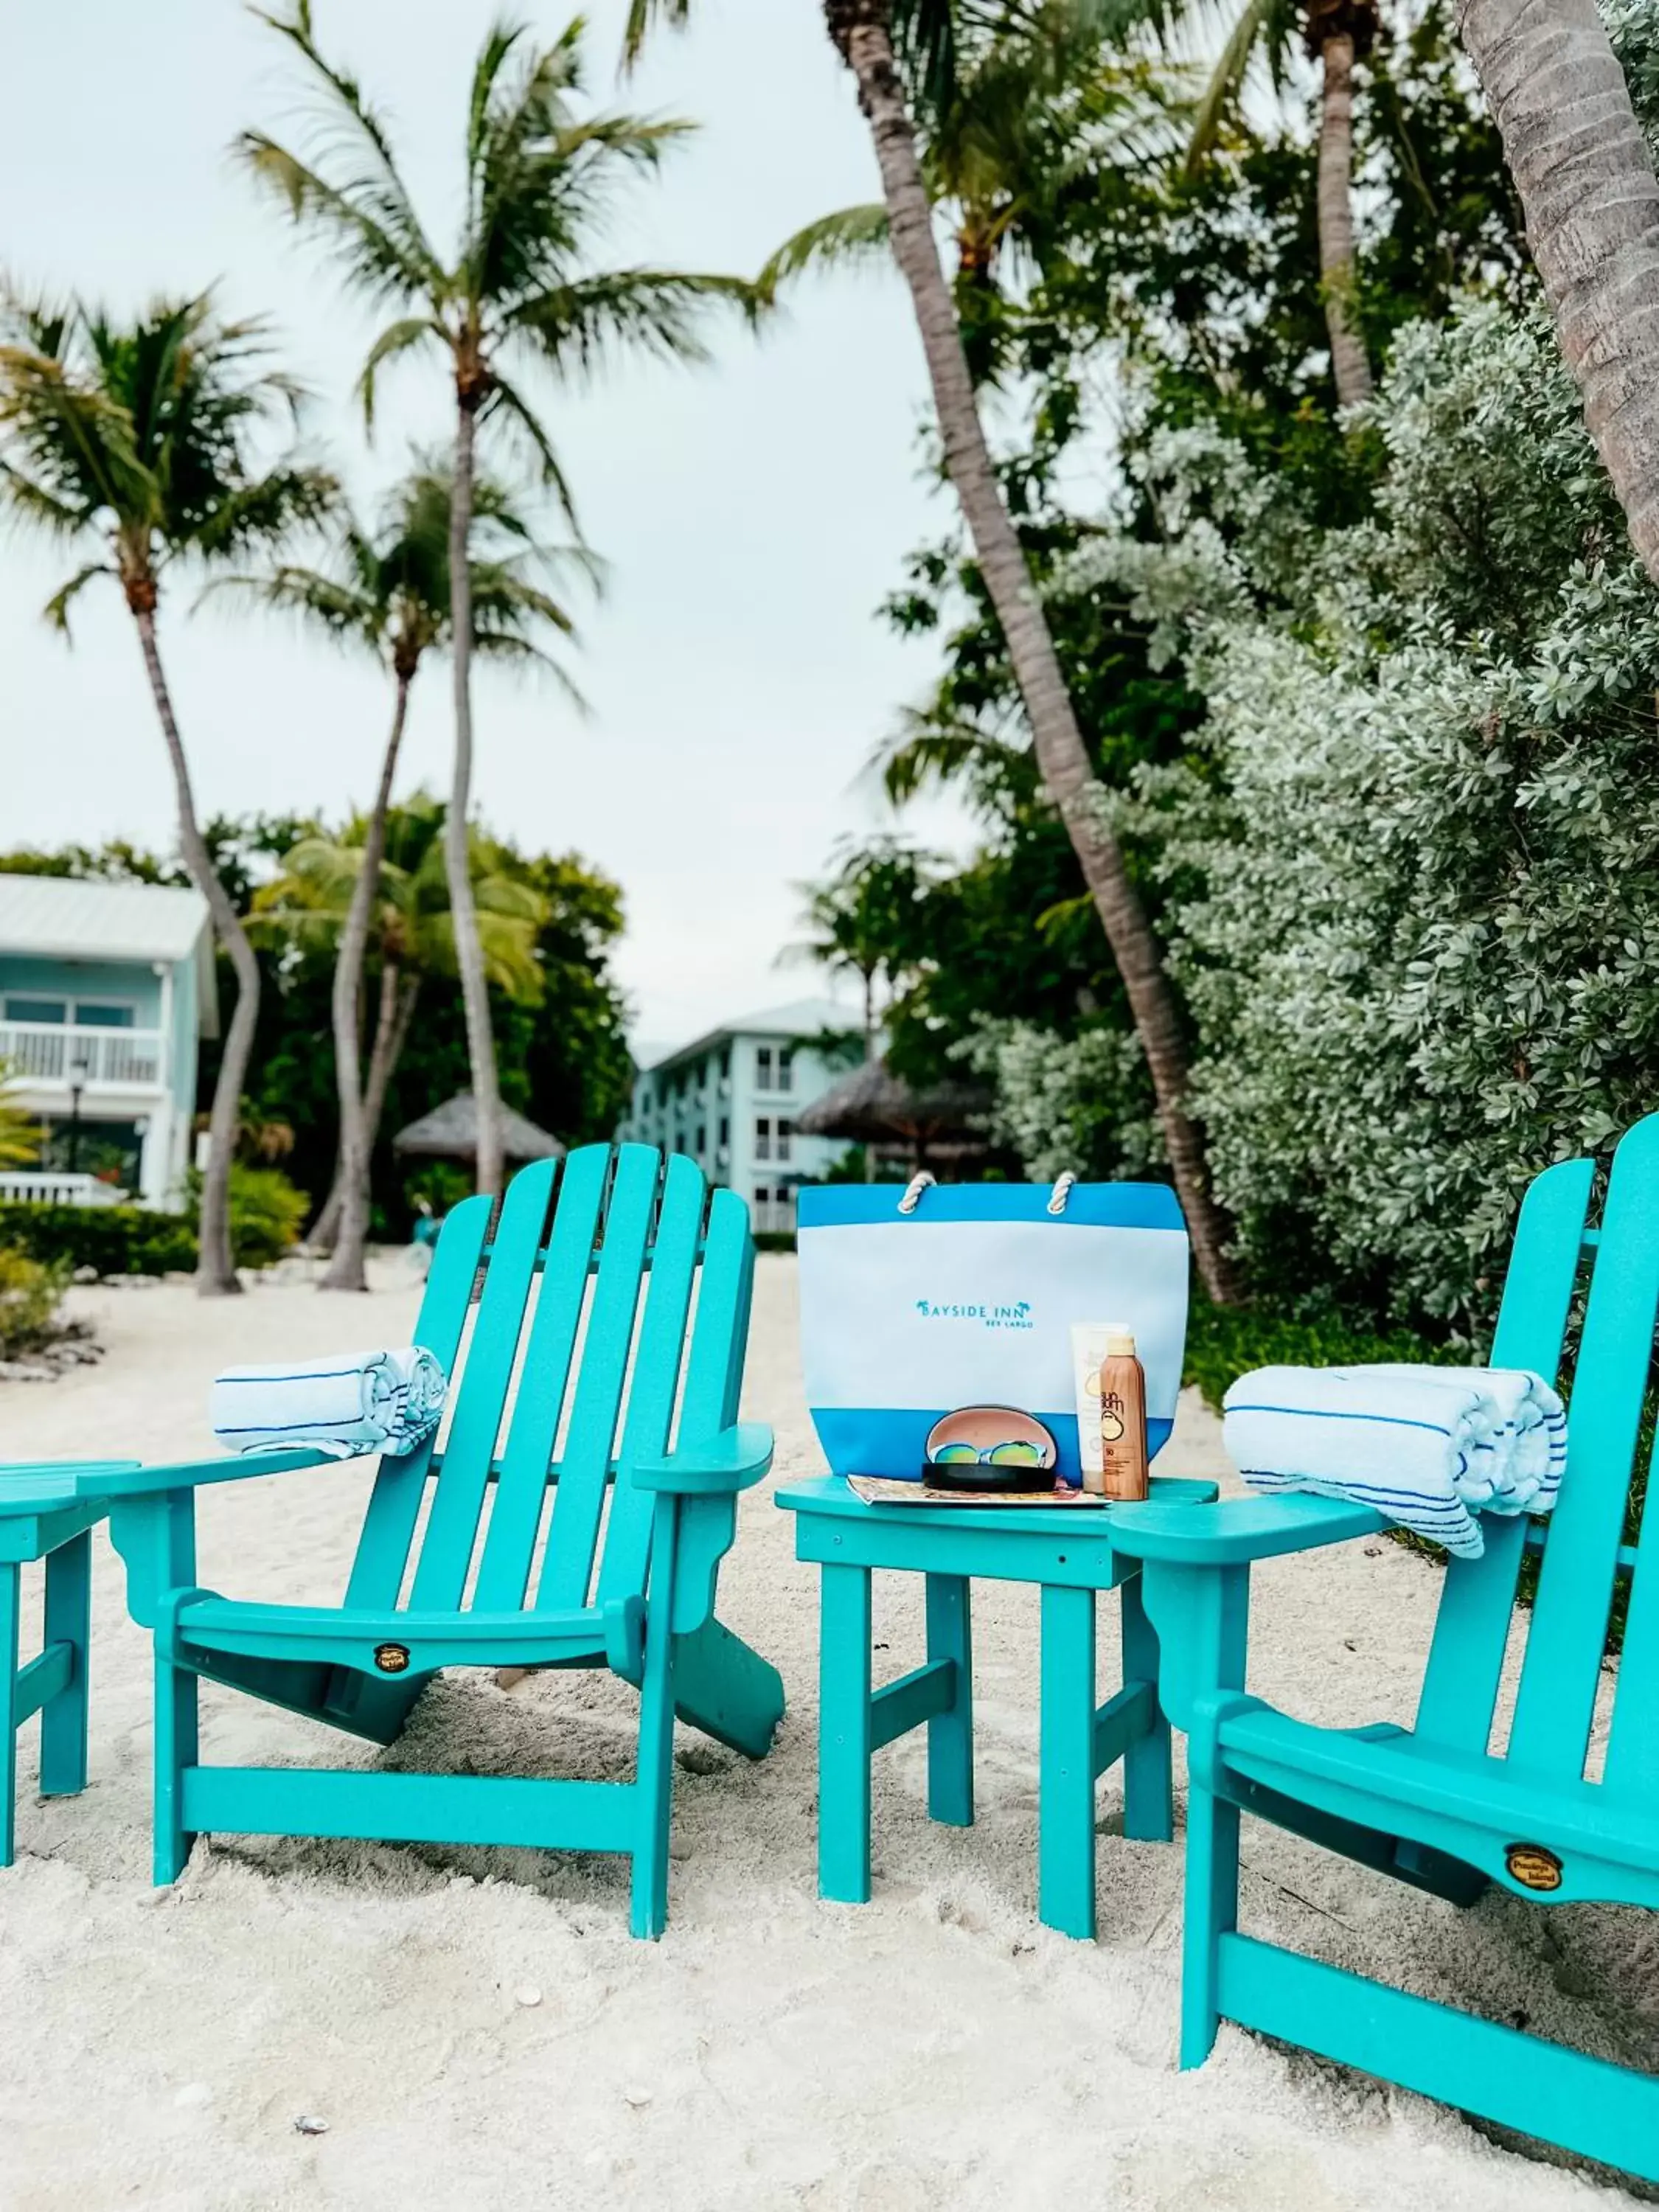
[797,1175,1190,1485]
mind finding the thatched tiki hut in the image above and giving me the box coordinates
[392,1093,563,1172]
[794,1058,991,1169]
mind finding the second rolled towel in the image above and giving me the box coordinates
[1222,1363,1567,1560]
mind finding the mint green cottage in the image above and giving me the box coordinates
[619,999,852,1234]
[0,875,216,1211]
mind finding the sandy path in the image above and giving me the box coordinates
[0,1258,1646,2211]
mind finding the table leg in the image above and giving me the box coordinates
[1120,1570,1172,1843]
[1039,1582,1097,1941]
[818,1562,874,1903]
[40,1531,91,1798]
[0,1564,17,1868]
[925,1573,973,1827]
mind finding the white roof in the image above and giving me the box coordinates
[644,997,857,1074]
[0,874,218,1036]
[0,874,210,964]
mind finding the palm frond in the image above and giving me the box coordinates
[502,268,752,378]
[619,0,692,71]
[41,560,113,635]
[356,315,448,430]
[481,368,581,525]
[757,205,891,303]
[1186,0,1270,165]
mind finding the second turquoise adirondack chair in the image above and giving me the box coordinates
[1109,1112,1659,2180]
[31,1145,785,1937]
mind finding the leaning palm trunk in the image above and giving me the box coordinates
[1457,0,1659,583]
[312,964,420,1253]
[445,400,507,1198]
[131,605,254,1296]
[832,1,1237,1301]
[322,671,413,1290]
[1316,31,1373,408]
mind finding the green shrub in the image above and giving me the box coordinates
[1182,1295,1449,1413]
[0,1245,69,1356]
[185,1164,310,1268]
[0,1203,196,1278]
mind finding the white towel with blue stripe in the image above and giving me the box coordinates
[210,1346,447,1460]
[1222,1364,1568,1559]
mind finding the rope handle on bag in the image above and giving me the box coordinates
[897,1169,1078,1216]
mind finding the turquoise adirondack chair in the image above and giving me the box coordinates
[1109,1112,1659,2179]
[34,1145,785,1937]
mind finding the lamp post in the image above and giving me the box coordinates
[67,1047,90,1176]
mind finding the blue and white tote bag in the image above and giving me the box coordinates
[797,1175,1190,1485]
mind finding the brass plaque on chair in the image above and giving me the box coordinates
[1505,1843,1564,1891]
[374,1642,411,1674]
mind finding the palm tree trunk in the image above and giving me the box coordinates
[131,605,251,1297]
[311,966,419,1253]
[446,400,507,1197]
[1316,31,1374,408]
[831,1,1239,1301]
[322,672,412,1292]
[1458,0,1659,582]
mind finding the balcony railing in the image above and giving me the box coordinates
[0,1170,129,1208]
[0,1020,165,1088]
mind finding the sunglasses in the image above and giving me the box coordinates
[928,1439,1047,1467]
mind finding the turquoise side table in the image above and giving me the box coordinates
[776,1472,1217,1940]
[0,1464,133,1867]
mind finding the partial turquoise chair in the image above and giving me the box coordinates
[0,1462,136,1865]
[1110,1112,1659,2180]
[35,1146,785,1936]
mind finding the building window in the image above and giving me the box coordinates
[777,1048,794,1093]
[74,1001,136,1029]
[4,996,67,1025]
[718,1115,728,1147]
[755,1045,773,1090]
[754,1116,771,1161]
[695,1123,706,1152]
[776,1118,794,1164]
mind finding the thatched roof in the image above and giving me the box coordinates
[392,1092,564,1164]
[795,1058,991,1151]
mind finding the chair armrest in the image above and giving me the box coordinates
[1107,1491,1387,1565]
[8,1448,335,1508]
[633,1424,775,1496]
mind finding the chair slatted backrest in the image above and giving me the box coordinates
[344,1143,752,1622]
[1416,1112,1659,1798]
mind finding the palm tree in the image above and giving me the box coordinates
[0,1066,41,1170]
[252,794,547,1228]
[1455,0,1659,585]
[0,292,334,1292]
[239,4,757,1199]
[213,461,591,1289]
[787,839,934,1058]
[627,0,1237,1299]
[1137,0,1376,408]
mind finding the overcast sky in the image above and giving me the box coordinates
[0,0,976,1053]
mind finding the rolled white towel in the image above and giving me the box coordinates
[211,1346,447,1460]
[1222,1363,1567,1561]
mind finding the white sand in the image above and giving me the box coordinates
[0,1257,1649,2211]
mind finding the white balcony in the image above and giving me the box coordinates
[0,1020,165,1089]
[0,1170,128,1207]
